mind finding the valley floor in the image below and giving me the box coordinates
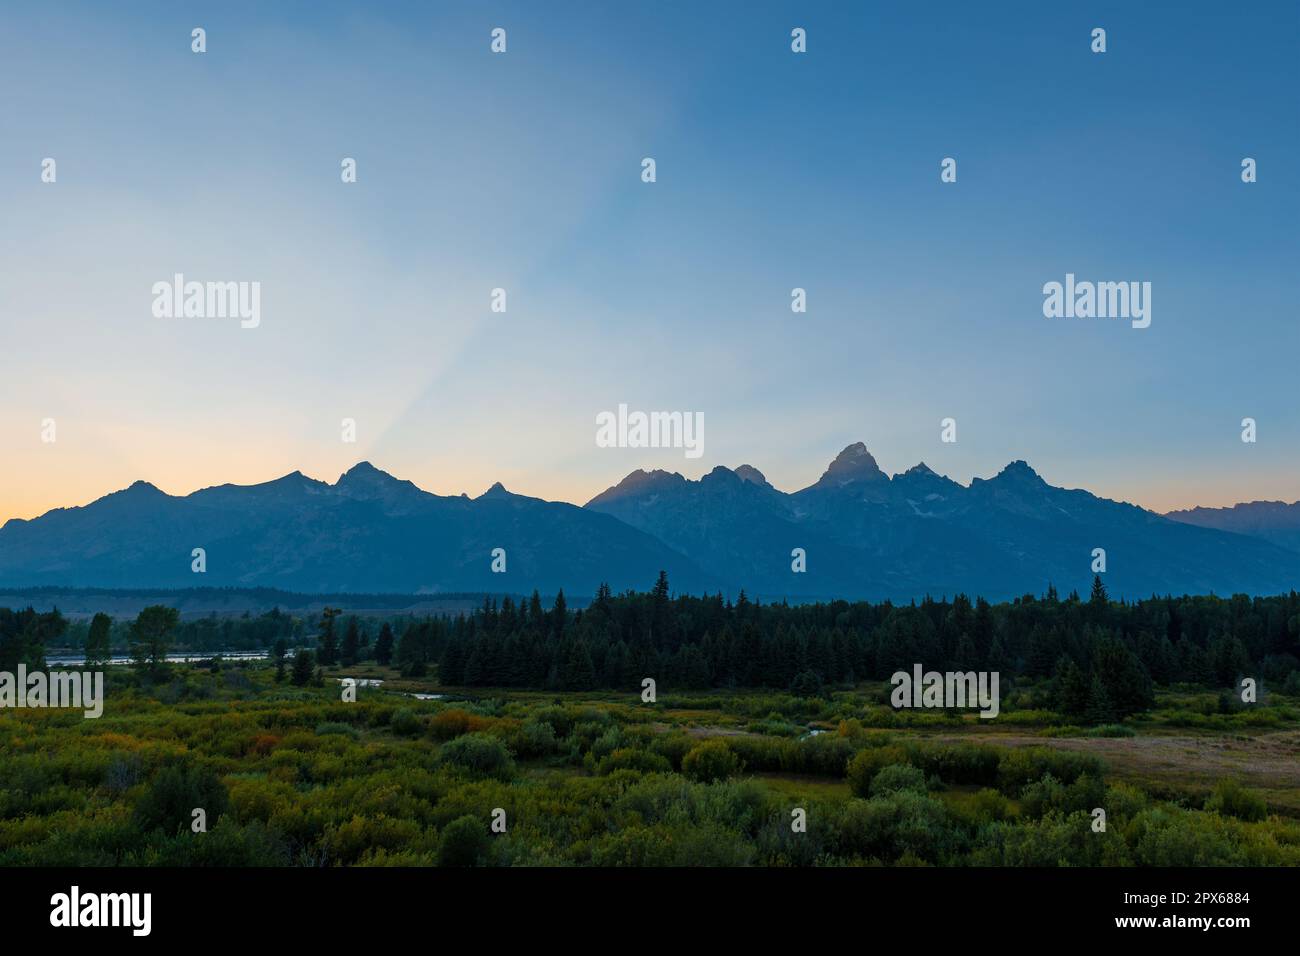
[3,664,1299,866]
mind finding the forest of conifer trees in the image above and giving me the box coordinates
[384,574,1300,720]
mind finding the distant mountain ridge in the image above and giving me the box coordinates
[1166,500,1300,554]
[3,449,1299,601]
[0,462,710,596]
[584,446,1300,600]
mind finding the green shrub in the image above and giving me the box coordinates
[869,763,928,796]
[904,742,1001,786]
[1204,779,1267,822]
[846,746,908,797]
[837,791,961,864]
[514,718,558,757]
[1019,773,1105,820]
[967,788,1012,823]
[595,748,672,776]
[437,815,491,866]
[315,721,358,739]
[649,732,694,770]
[389,708,423,737]
[747,715,801,737]
[996,747,1104,796]
[1127,807,1250,866]
[438,733,515,780]
[681,740,743,783]
[133,764,229,836]
[532,706,574,738]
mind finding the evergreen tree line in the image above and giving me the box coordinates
[0,607,69,671]
[54,607,303,655]
[5,573,1299,718]
[389,574,1300,715]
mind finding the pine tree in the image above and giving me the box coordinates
[603,640,629,688]
[1026,626,1060,678]
[1054,657,1090,717]
[340,617,360,667]
[1093,636,1155,716]
[790,669,823,698]
[1165,601,1182,644]
[552,590,567,639]
[1085,674,1116,724]
[1090,574,1108,606]
[374,623,395,666]
[463,642,485,686]
[129,605,178,676]
[973,598,995,661]
[85,612,112,664]
[316,607,341,666]
[272,637,288,683]
[564,639,596,690]
[1210,634,1250,686]
[439,633,466,684]
[953,633,977,670]
[396,623,429,677]
[291,649,314,686]
[987,633,1007,672]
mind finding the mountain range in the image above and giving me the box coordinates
[1165,500,1300,555]
[2,446,1299,601]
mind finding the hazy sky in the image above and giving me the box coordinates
[2,1,1297,522]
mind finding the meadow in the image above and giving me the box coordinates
[3,659,1299,867]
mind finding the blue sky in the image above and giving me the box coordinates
[2,0,1296,519]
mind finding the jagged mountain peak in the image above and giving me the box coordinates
[336,460,395,483]
[123,479,166,496]
[700,465,780,493]
[333,461,427,504]
[585,468,685,507]
[343,459,377,473]
[619,468,683,488]
[478,481,512,499]
[992,460,1044,483]
[89,479,172,508]
[265,470,314,486]
[800,442,894,489]
[812,442,886,488]
[188,470,332,505]
[900,462,937,478]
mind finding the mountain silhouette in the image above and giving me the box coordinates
[1166,500,1300,554]
[0,462,709,596]
[3,448,1299,600]
[586,445,1300,599]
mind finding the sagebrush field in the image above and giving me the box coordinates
[3,659,1299,866]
